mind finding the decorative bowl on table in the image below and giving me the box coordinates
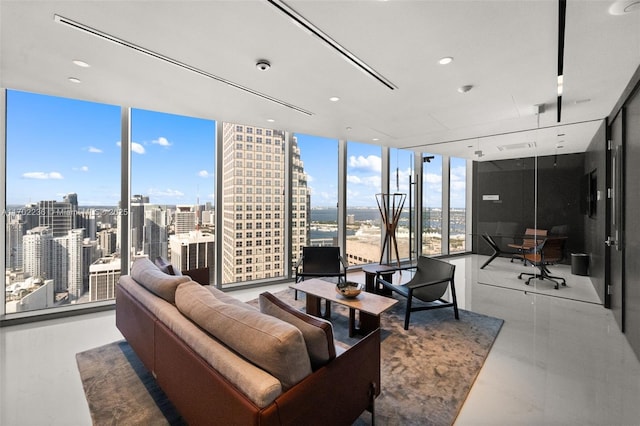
[335,281,362,298]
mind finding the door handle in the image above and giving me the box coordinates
[605,236,616,247]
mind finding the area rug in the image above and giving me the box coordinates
[77,288,503,426]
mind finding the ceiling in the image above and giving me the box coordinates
[2,0,639,161]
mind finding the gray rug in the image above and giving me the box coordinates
[77,288,503,425]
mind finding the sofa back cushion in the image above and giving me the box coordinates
[259,292,336,370]
[130,257,191,303]
[153,256,182,276]
[175,281,312,390]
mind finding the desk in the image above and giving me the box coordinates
[290,279,397,337]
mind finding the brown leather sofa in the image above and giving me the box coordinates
[116,257,380,425]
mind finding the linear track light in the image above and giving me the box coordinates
[53,14,313,116]
[267,0,398,91]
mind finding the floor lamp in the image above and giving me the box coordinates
[376,192,406,267]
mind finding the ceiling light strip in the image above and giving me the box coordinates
[266,0,397,91]
[557,0,566,122]
[53,14,313,116]
[404,117,605,150]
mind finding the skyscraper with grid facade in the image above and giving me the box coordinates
[221,123,309,285]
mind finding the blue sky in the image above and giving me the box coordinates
[6,90,465,209]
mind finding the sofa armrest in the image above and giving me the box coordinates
[116,282,156,374]
[182,267,210,285]
[270,328,381,425]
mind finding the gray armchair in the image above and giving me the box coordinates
[376,256,459,330]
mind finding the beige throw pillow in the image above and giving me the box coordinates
[175,281,312,389]
[130,257,191,303]
[259,292,336,370]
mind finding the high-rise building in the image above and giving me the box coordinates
[22,226,52,281]
[62,229,84,301]
[144,205,168,261]
[128,194,149,256]
[88,255,121,301]
[174,205,196,235]
[38,200,74,237]
[6,216,23,271]
[97,229,118,256]
[221,123,308,284]
[169,231,214,275]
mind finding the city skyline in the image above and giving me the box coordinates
[6,89,466,209]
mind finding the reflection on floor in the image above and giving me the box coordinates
[1,255,639,425]
[477,255,602,304]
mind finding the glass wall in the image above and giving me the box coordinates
[473,133,588,298]
[389,148,415,263]
[449,157,467,253]
[130,108,215,282]
[5,90,121,313]
[345,141,382,266]
[295,133,339,251]
[422,154,443,255]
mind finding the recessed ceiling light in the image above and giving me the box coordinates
[329,96,340,102]
[438,57,453,65]
[68,77,81,83]
[457,85,473,93]
[72,60,90,68]
[609,0,640,15]
[266,118,275,123]
[346,126,352,131]
[256,60,271,71]
[372,138,379,141]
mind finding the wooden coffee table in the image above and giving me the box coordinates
[290,278,398,337]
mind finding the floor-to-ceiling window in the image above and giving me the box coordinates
[345,141,382,266]
[422,154,443,255]
[220,122,288,286]
[130,108,215,282]
[389,148,415,263]
[4,90,120,314]
[449,157,467,253]
[3,90,472,319]
[295,133,339,251]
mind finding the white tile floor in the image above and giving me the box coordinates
[1,255,639,425]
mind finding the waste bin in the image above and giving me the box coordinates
[571,253,589,276]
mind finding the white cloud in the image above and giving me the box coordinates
[349,155,382,173]
[87,146,103,153]
[347,174,380,188]
[131,142,145,154]
[148,188,184,198]
[198,170,211,178]
[424,172,442,184]
[22,171,63,180]
[116,141,146,154]
[347,175,362,184]
[73,166,89,172]
[152,137,171,146]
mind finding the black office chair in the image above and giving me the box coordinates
[376,256,458,330]
[517,237,567,289]
[294,246,348,300]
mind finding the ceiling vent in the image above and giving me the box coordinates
[496,142,537,152]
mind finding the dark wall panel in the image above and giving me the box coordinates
[584,121,607,305]
[473,153,585,261]
[625,89,640,361]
